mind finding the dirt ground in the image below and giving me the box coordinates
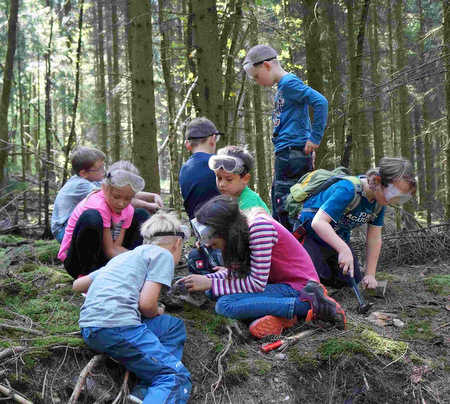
[0,232,449,404]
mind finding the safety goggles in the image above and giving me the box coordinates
[153,225,191,240]
[191,218,216,245]
[208,155,246,175]
[187,132,225,140]
[106,170,145,193]
[243,56,276,79]
[383,183,413,205]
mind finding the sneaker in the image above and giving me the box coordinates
[299,280,346,329]
[249,315,297,339]
[127,385,148,404]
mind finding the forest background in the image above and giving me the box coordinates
[0,0,450,233]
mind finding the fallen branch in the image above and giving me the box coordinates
[67,354,107,404]
[0,323,44,335]
[0,383,33,404]
[111,370,130,404]
[212,323,233,393]
[433,322,450,332]
[0,346,28,361]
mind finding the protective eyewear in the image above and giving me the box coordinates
[208,155,246,175]
[153,225,191,240]
[107,170,145,193]
[383,183,413,205]
[243,56,276,79]
[187,132,225,140]
[88,164,105,172]
[191,218,216,245]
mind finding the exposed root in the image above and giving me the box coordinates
[0,381,33,404]
[111,370,130,404]
[211,323,233,393]
[67,354,107,404]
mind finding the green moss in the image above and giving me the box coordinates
[317,338,370,360]
[360,329,408,358]
[0,235,26,244]
[34,241,60,263]
[181,306,229,337]
[226,361,250,381]
[288,348,319,368]
[31,336,85,347]
[229,350,248,364]
[375,272,398,281]
[416,307,440,317]
[16,262,40,273]
[423,274,450,295]
[253,359,272,375]
[402,320,435,341]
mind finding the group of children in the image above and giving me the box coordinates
[50,44,417,404]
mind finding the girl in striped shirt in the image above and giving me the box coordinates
[182,195,346,339]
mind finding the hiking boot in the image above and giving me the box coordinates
[299,280,346,329]
[127,385,148,404]
[249,315,297,339]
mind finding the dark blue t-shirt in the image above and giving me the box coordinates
[299,179,385,242]
[179,152,220,220]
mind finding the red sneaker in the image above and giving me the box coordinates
[249,315,297,339]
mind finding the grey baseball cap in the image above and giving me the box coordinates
[186,117,224,140]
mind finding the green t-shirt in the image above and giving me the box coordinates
[238,186,270,213]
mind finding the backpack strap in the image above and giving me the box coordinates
[300,176,363,214]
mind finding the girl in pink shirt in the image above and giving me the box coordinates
[59,161,149,279]
[181,195,346,339]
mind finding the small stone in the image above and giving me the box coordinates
[393,319,405,328]
[275,353,286,360]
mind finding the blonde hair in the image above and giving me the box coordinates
[140,211,183,246]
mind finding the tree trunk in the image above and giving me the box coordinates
[96,0,108,156]
[128,0,160,193]
[0,0,19,187]
[63,0,85,183]
[158,0,180,212]
[443,0,450,219]
[18,58,27,219]
[304,0,327,168]
[43,3,54,239]
[112,0,121,161]
[369,4,383,164]
[191,0,224,131]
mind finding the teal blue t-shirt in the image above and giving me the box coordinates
[299,179,385,242]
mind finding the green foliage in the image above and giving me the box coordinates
[317,338,369,360]
[253,359,272,375]
[423,274,450,295]
[226,361,251,381]
[288,348,319,368]
[0,235,26,244]
[34,240,60,263]
[181,305,230,338]
[402,320,435,341]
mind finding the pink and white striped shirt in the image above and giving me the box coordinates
[206,215,319,297]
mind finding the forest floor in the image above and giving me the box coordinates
[0,183,449,404]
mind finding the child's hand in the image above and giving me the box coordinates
[303,140,319,155]
[157,306,165,315]
[362,275,377,290]
[183,274,212,292]
[338,248,354,277]
[212,266,226,272]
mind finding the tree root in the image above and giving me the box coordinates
[111,370,130,404]
[67,354,107,404]
[0,382,33,404]
[211,323,233,393]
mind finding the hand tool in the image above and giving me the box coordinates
[349,277,373,314]
[260,329,316,353]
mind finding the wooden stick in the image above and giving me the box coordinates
[0,383,34,404]
[67,354,107,404]
[212,324,233,392]
[0,323,44,335]
[0,346,28,361]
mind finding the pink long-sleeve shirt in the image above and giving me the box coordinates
[206,215,319,297]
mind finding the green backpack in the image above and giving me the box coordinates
[285,166,383,219]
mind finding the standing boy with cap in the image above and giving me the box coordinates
[179,117,223,220]
[243,45,328,231]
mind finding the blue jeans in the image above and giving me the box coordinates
[214,283,309,320]
[272,147,313,231]
[81,315,191,404]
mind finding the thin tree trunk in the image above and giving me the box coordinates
[128,0,160,193]
[96,0,108,155]
[43,3,54,239]
[443,0,450,219]
[112,0,121,161]
[18,58,27,219]
[0,0,19,187]
[63,0,85,183]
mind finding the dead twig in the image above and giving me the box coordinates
[211,324,233,393]
[433,322,450,332]
[67,354,108,404]
[111,370,130,404]
[0,323,44,336]
[0,382,33,404]
[0,346,28,361]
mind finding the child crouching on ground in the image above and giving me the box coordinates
[73,212,191,404]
